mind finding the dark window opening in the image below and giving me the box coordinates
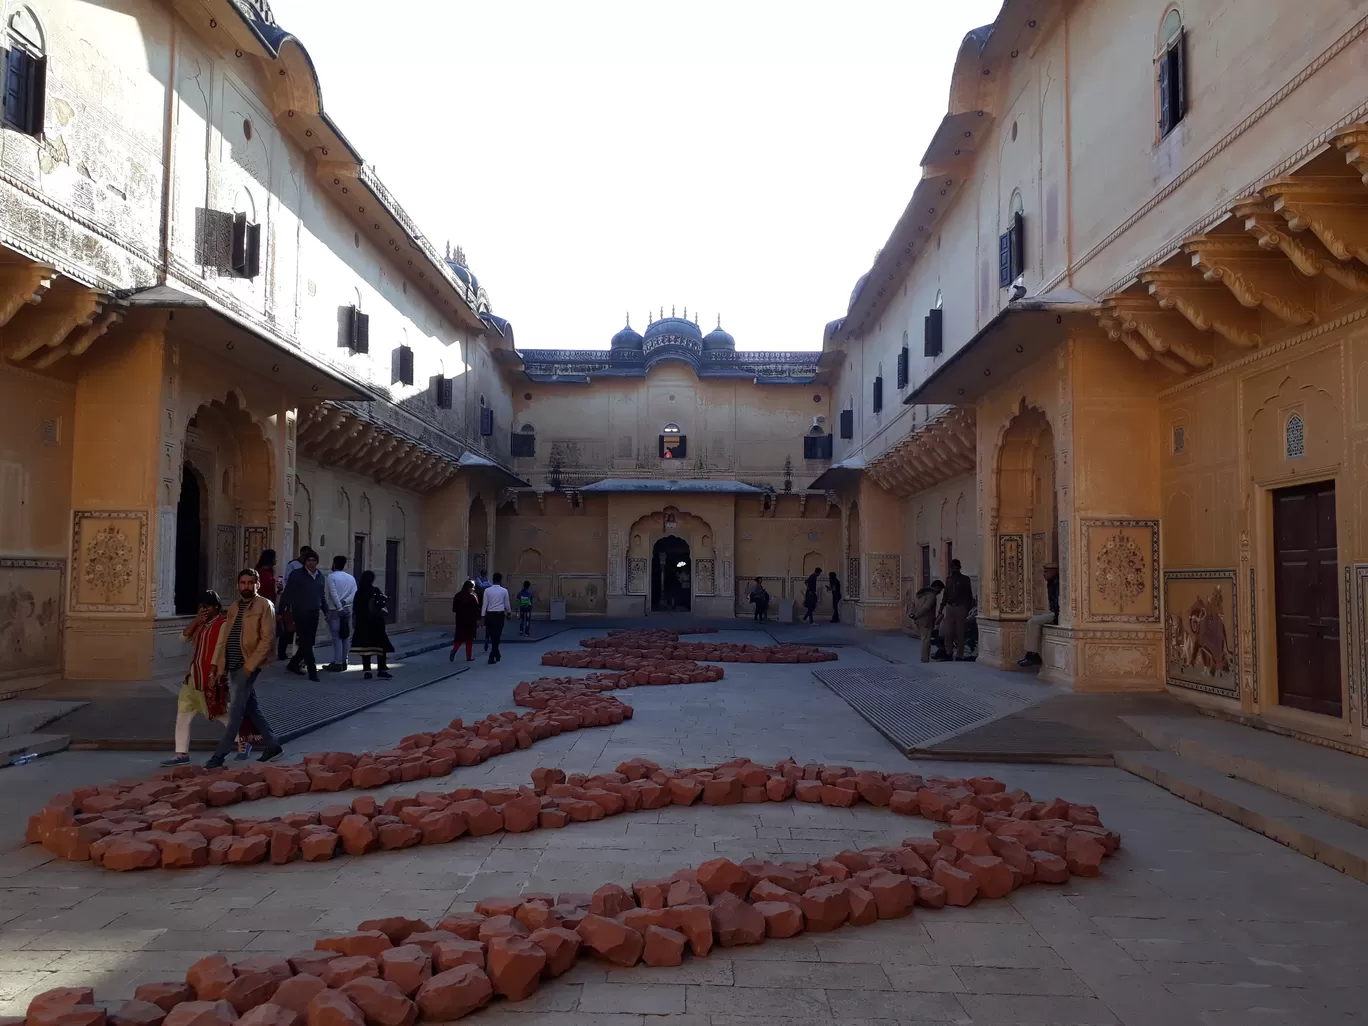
[433,375,453,409]
[230,211,261,279]
[393,345,414,386]
[510,431,536,458]
[479,406,494,436]
[897,346,909,389]
[803,433,833,460]
[346,306,370,353]
[998,210,1024,288]
[658,430,687,459]
[924,308,943,357]
[839,408,854,440]
[872,375,884,415]
[2,44,43,136]
[1158,25,1187,138]
[920,545,931,589]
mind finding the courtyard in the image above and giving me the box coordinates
[2,630,1366,1026]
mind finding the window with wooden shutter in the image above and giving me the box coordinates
[924,308,943,357]
[347,306,370,354]
[230,212,261,279]
[510,431,535,458]
[394,345,414,386]
[998,211,1023,287]
[897,346,909,389]
[479,406,494,436]
[872,375,884,415]
[1158,23,1187,138]
[839,409,854,440]
[433,375,453,409]
[803,433,833,460]
[2,46,43,136]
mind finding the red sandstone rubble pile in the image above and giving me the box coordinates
[11,768,1117,1020]
[542,628,836,669]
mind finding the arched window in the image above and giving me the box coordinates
[1285,413,1305,460]
[659,422,685,460]
[511,422,536,459]
[3,7,46,137]
[1158,8,1187,138]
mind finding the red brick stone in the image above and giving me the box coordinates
[931,862,978,906]
[376,946,430,997]
[906,877,947,908]
[232,957,293,984]
[338,978,415,1026]
[697,857,750,898]
[286,953,338,978]
[233,1004,298,1026]
[227,835,270,864]
[222,972,280,1015]
[666,777,702,805]
[106,1001,167,1026]
[764,777,794,801]
[102,839,161,871]
[1065,834,1105,877]
[1030,849,1070,883]
[161,1002,236,1026]
[449,799,501,836]
[753,900,805,939]
[538,808,569,829]
[317,933,392,959]
[300,832,338,862]
[187,956,237,1001]
[948,803,984,826]
[658,904,713,957]
[485,936,546,1001]
[527,928,580,977]
[431,939,485,974]
[434,914,485,941]
[833,850,873,873]
[132,984,193,1013]
[477,915,527,942]
[957,854,1016,898]
[376,823,421,850]
[867,873,916,919]
[414,966,492,1022]
[589,883,635,917]
[320,957,379,989]
[820,784,859,808]
[27,988,96,1026]
[499,795,541,833]
[270,977,327,1016]
[336,816,378,857]
[576,913,643,966]
[709,893,766,947]
[749,879,801,905]
[800,883,851,932]
[303,991,362,1026]
[666,879,708,907]
[640,925,686,967]
[702,776,742,805]
[631,877,670,910]
[846,885,878,926]
[472,898,522,918]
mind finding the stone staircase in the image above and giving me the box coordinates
[0,698,85,765]
[1117,714,1368,883]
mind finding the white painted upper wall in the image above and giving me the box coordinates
[832,0,1368,463]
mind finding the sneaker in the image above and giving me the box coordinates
[286,664,306,676]
[234,743,253,762]
[160,754,190,767]
[204,755,225,770]
[363,671,373,679]
[308,673,320,682]
[377,671,393,680]
[257,745,284,763]
[323,663,344,672]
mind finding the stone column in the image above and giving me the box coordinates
[420,474,470,623]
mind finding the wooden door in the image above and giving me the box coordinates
[1272,481,1342,717]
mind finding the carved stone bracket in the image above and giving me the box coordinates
[1185,234,1317,326]
[1237,196,1368,294]
[1141,267,1264,348]
[867,407,976,497]
[1263,176,1368,266]
[1101,297,1214,370]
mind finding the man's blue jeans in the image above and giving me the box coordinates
[210,667,277,761]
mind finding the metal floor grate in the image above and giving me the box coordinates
[812,665,1047,754]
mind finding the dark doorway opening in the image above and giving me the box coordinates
[651,536,691,612]
[385,539,400,625]
[174,463,205,615]
[1273,479,1342,717]
[353,534,366,577]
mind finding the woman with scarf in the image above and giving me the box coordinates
[450,579,481,662]
[351,570,395,679]
[161,591,259,766]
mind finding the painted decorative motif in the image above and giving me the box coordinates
[0,559,63,680]
[215,525,238,600]
[996,534,1025,615]
[1163,570,1239,698]
[470,552,488,579]
[867,554,900,600]
[72,512,148,612]
[1249,566,1258,705]
[1059,519,1071,619]
[156,509,177,617]
[693,558,715,596]
[1031,533,1047,612]
[846,557,860,600]
[626,558,648,595]
[560,575,606,614]
[425,549,461,596]
[608,529,623,594]
[242,527,269,567]
[1355,565,1368,727]
[1081,519,1159,622]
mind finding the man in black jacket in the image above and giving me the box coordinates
[279,550,325,681]
[1019,563,1060,668]
[939,559,975,661]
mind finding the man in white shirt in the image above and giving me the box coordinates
[479,572,511,664]
[324,555,357,673]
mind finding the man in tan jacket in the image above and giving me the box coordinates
[206,567,283,767]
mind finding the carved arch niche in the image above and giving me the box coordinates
[993,401,1057,617]
[1244,356,1343,487]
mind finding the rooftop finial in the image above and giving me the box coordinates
[625,311,631,328]
[683,305,688,320]
[445,241,450,260]
[717,313,722,328]
[671,304,676,317]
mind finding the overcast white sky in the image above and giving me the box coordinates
[271,0,1004,352]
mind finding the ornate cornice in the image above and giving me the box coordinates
[1184,234,1317,326]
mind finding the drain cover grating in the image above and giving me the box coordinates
[812,665,1045,753]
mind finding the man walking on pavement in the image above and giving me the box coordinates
[480,571,511,664]
[939,559,975,661]
[279,550,325,681]
[206,568,282,767]
[1019,563,1060,668]
[323,555,356,673]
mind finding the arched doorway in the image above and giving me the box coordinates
[468,496,488,579]
[174,462,207,614]
[995,402,1057,618]
[652,536,691,612]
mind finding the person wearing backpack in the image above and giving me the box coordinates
[350,570,394,679]
[910,579,944,663]
[517,580,534,637]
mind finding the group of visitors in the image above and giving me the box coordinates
[161,545,397,769]
[745,569,843,624]
[450,573,534,664]
[907,558,1058,665]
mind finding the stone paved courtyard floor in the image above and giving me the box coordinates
[2,629,1367,1025]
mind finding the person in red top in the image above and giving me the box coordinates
[255,549,280,602]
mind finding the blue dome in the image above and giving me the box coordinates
[703,322,735,351]
[611,321,644,350]
[643,317,703,344]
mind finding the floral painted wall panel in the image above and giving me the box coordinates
[1163,569,1239,697]
[0,559,63,680]
[996,534,1025,615]
[71,512,148,613]
[1082,519,1159,623]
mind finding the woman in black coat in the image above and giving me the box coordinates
[350,570,395,679]
[450,580,481,662]
[829,571,843,623]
